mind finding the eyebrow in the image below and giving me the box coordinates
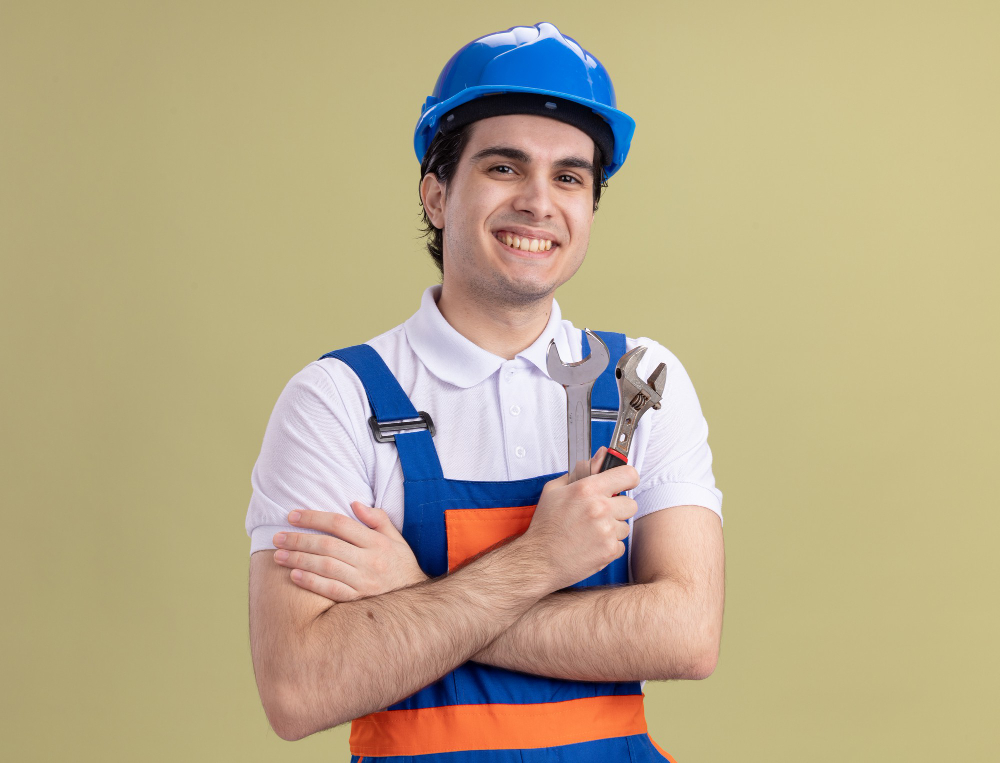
[469,146,531,164]
[553,156,595,175]
[469,145,595,176]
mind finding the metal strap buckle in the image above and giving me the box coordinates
[368,411,436,443]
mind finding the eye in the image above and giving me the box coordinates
[557,174,583,185]
[490,164,515,175]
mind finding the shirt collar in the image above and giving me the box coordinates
[404,285,573,388]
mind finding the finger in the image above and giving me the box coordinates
[610,495,639,522]
[289,568,360,603]
[351,501,380,529]
[616,518,632,541]
[590,447,608,476]
[546,470,572,489]
[351,502,404,541]
[593,463,640,495]
[274,530,361,566]
[289,509,380,549]
[286,509,341,534]
[274,551,364,596]
[570,458,591,482]
[274,547,364,589]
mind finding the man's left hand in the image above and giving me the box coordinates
[272,503,429,602]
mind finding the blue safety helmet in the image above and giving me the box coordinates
[414,22,635,177]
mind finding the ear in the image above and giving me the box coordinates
[420,173,446,229]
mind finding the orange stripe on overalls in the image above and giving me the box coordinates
[350,695,648,756]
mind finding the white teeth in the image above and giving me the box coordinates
[496,232,555,251]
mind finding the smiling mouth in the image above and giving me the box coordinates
[494,230,555,253]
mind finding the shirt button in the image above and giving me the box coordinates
[515,446,526,458]
[505,369,516,382]
[510,404,521,416]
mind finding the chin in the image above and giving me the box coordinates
[467,272,556,308]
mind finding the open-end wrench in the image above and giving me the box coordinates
[600,346,667,473]
[546,330,610,483]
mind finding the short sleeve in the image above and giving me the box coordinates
[245,362,377,555]
[629,339,723,524]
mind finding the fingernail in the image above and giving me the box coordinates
[291,570,303,581]
[274,533,286,545]
[288,511,301,523]
[274,549,289,562]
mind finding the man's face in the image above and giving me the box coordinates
[426,114,597,309]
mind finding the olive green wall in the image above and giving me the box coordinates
[2,1,997,760]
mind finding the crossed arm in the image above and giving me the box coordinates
[467,504,724,681]
[248,452,725,740]
[275,501,723,682]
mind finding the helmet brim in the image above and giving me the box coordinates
[415,85,635,178]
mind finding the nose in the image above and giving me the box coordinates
[512,173,555,220]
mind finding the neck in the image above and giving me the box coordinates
[436,286,553,360]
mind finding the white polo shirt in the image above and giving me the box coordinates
[245,285,722,557]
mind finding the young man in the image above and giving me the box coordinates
[247,22,724,761]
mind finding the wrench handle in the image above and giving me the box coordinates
[600,447,628,472]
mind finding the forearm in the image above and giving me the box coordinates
[470,578,721,682]
[273,537,553,739]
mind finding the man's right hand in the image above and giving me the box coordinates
[273,503,429,602]
[520,446,640,591]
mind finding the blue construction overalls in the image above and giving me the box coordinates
[322,331,675,762]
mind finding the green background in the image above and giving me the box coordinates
[2,1,997,760]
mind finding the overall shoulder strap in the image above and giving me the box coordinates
[582,330,626,456]
[319,345,444,482]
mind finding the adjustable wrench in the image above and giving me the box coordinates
[600,346,667,473]
[546,330,610,483]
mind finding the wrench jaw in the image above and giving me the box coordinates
[546,330,610,384]
[614,345,647,385]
